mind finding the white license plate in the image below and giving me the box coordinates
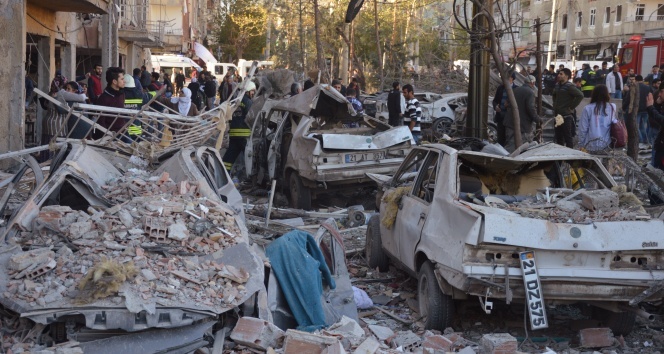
[345,151,386,163]
[520,251,548,330]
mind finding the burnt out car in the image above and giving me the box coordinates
[245,84,414,209]
[366,142,664,335]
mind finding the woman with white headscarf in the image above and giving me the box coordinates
[169,87,199,116]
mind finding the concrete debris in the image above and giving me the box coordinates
[283,329,341,354]
[579,328,615,348]
[326,315,365,339]
[3,168,249,314]
[479,333,517,354]
[492,186,651,222]
[230,317,285,351]
[391,330,422,351]
[367,324,394,342]
[353,337,380,354]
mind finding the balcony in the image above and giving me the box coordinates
[118,1,160,43]
[620,15,664,37]
[27,0,109,14]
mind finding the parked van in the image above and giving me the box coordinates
[150,54,203,83]
[208,62,239,82]
[237,59,274,77]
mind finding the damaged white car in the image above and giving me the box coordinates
[366,141,664,335]
[245,84,414,209]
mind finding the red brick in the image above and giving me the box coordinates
[579,328,615,348]
[230,317,284,351]
[480,333,517,354]
[423,334,454,353]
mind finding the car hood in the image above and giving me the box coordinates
[274,84,357,121]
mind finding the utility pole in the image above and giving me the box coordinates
[545,0,557,67]
[466,0,492,139]
[535,18,543,142]
[564,0,573,60]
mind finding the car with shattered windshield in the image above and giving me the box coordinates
[245,84,414,209]
[366,140,664,335]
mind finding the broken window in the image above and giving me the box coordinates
[412,152,440,203]
[392,149,430,186]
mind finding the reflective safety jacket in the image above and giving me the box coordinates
[229,94,253,138]
[123,88,151,136]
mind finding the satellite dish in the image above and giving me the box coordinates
[345,0,365,23]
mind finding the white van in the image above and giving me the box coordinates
[150,55,203,83]
[237,59,274,77]
[208,62,239,82]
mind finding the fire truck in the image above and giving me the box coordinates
[619,28,664,77]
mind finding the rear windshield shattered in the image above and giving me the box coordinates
[457,157,649,222]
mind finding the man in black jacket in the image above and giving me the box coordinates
[646,89,664,169]
[387,81,403,126]
[623,75,653,147]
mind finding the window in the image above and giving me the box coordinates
[604,7,611,24]
[658,4,664,20]
[616,5,622,22]
[576,11,582,28]
[562,14,567,29]
[589,8,596,27]
[635,4,645,21]
[412,152,440,203]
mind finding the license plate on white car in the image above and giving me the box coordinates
[345,151,386,163]
[520,251,548,330]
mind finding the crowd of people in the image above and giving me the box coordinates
[506,62,664,168]
[36,64,248,148]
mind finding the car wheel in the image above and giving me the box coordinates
[418,261,454,330]
[366,215,389,272]
[432,118,453,136]
[289,171,312,210]
[592,307,636,336]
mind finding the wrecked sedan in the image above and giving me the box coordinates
[0,142,263,352]
[366,141,664,335]
[245,84,414,209]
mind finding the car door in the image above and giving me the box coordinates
[380,148,430,260]
[394,150,440,272]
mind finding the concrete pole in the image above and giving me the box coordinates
[466,0,491,139]
[62,43,76,81]
[564,0,573,60]
[101,13,119,88]
[0,0,26,154]
[545,0,557,68]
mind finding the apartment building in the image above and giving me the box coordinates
[499,0,664,66]
[0,0,209,154]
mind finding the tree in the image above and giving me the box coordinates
[210,0,267,61]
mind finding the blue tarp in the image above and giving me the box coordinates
[266,230,336,332]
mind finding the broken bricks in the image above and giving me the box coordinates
[579,328,615,348]
[479,333,517,354]
[282,329,340,354]
[230,317,285,351]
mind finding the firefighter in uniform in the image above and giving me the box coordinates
[122,73,151,142]
[223,80,256,171]
[580,64,597,98]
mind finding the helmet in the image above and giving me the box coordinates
[124,73,136,88]
[243,80,256,92]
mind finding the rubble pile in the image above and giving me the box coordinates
[486,187,650,223]
[3,170,250,313]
